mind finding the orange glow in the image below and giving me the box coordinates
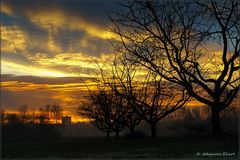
[2,111,89,123]
[1,1,238,126]
[1,60,77,77]
[1,80,95,121]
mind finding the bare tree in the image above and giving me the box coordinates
[38,107,48,124]
[109,0,239,134]
[76,92,113,139]
[28,109,37,124]
[38,105,52,124]
[45,104,51,123]
[96,56,190,138]
[76,88,126,139]
[50,104,63,124]
[6,113,21,124]
[18,105,29,124]
[124,102,141,137]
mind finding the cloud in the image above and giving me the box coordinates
[1,60,78,77]
[1,74,88,85]
[24,9,118,40]
[1,87,62,111]
[1,50,117,79]
[0,75,94,115]
[47,32,62,53]
[1,80,90,92]
[1,3,14,16]
[1,10,115,62]
[1,25,27,53]
[30,52,95,68]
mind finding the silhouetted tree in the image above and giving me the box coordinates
[38,107,48,124]
[1,109,6,125]
[109,0,239,134]
[28,109,37,124]
[45,104,51,123]
[18,105,29,124]
[116,72,189,138]
[6,113,21,124]
[96,56,190,138]
[50,104,63,124]
[124,102,141,137]
[76,89,126,139]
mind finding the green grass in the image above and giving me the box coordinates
[2,136,238,159]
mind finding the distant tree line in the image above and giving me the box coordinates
[1,104,63,125]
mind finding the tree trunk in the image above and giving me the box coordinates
[211,109,222,135]
[106,131,110,140]
[150,123,157,138]
[115,130,119,139]
[130,126,135,137]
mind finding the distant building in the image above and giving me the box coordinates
[62,116,71,125]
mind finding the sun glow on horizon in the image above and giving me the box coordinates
[2,60,77,77]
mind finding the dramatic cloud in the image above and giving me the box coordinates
[2,0,224,119]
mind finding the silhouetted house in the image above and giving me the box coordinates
[62,116,71,125]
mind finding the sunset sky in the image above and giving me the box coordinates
[1,0,234,122]
[1,0,122,120]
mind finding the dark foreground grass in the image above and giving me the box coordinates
[2,135,238,159]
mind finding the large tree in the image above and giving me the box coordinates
[109,0,239,134]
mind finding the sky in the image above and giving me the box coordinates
[1,0,237,122]
[1,0,121,120]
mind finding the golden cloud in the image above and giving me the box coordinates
[30,52,94,67]
[1,81,91,92]
[1,26,27,53]
[1,60,77,77]
[24,9,118,40]
[1,81,47,91]
[1,25,62,56]
[48,32,62,53]
[29,52,123,75]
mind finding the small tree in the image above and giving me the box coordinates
[18,105,29,124]
[6,113,21,124]
[76,89,126,139]
[39,107,46,124]
[124,103,141,137]
[50,104,63,124]
[28,109,37,124]
[45,104,51,123]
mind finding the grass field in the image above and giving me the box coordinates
[2,135,238,159]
